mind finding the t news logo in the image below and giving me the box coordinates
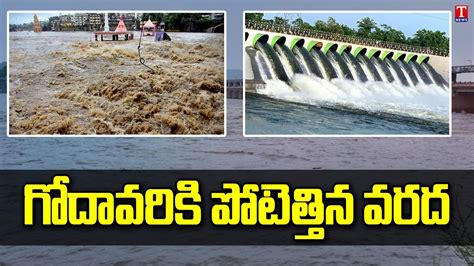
[455,5,469,22]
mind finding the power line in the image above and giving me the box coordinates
[413,13,449,21]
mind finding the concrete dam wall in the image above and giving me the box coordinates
[244,29,450,92]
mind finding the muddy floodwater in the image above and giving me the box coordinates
[8,31,224,135]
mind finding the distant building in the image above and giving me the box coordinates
[28,13,134,32]
[88,13,104,31]
[71,14,88,27]
[58,15,75,31]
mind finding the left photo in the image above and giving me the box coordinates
[8,11,225,136]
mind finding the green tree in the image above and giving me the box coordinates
[357,17,377,38]
[292,17,312,30]
[313,20,327,32]
[409,29,449,50]
[245,13,264,22]
[341,25,356,36]
[245,14,449,51]
[326,17,344,34]
[373,24,406,43]
[273,16,289,26]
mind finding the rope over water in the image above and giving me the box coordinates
[138,26,155,73]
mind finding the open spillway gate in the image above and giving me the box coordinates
[244,22,450,92]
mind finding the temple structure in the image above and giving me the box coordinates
[33,14,41,33]
[143,18,156,36]
[115,16,127,32]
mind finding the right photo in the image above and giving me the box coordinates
[244,11,451,136]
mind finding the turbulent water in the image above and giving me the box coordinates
[246,44,449,135]
[1,96,473,264]
[8,31,224,135]
[0,30,467,266]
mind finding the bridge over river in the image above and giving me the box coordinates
[452,65,474,113]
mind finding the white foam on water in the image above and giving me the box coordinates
[257,74,449,122]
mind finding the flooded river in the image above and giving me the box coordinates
[8,31,224,135]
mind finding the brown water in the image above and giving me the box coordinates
[8,32,224,135]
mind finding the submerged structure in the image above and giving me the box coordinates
[115,16,127,32]
[155,22,171,41]
[244,20,449,92]
[142,18,156,36]
[95,15,134,41]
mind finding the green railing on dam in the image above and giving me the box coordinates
[245,20,449,57]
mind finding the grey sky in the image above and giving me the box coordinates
[1,0,473,80]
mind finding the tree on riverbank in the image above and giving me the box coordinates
[142,13,222,32]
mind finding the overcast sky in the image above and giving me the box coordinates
[1,0,473,80]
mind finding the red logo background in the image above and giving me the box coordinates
[455,5,469,22]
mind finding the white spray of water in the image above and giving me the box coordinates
[372,59,390,83]
[327,53,344,78]
[422,63,437,85]
[342,54,361,82]
[257,74,449,122]
[256,51,274,80]
[253,47,448,122]
[296,57,310,76]
[411,63,425,84]
[316,59,330,80]
[398,62,416,87]
[386,61,403,85]
[276,49,295,78]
